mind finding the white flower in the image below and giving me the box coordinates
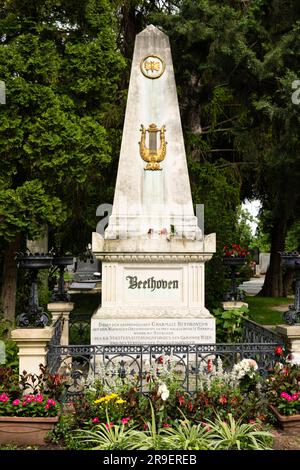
[157,382,169,401]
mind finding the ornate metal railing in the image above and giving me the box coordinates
[47,340,283,402]
[69,317,90,345]
[46,315,64,373]
[242,318,283,344]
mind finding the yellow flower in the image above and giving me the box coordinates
[109,393,119,399]
[94,395,110,404]
[115,399,126,404]
[94,393,121,405]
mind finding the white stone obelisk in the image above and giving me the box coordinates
[91,25,216,345]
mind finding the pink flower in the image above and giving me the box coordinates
[163,423,171,428]
[35,394,43,403]
[249,419,256,424]
[281,392,292,400]
[292,394,299,401]
[12,399,21,406]
[45,404,50,410]
[0,393,9,402]
[105,422,113,430]
[121,417,130,425]
[23,395,34,403]
[92,417,99,424]
[46,399,56,406]
[143,423,149,430]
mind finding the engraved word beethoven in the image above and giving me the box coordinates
[126,276,179,291]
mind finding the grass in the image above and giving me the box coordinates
[246,296,292,325]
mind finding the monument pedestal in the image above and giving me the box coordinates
[91,234,216,345]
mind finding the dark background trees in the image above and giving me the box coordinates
[0,0,125,320]
[1,0,300,320]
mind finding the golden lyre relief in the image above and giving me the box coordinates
[144,60,160,72]
[139,123,167,171]
[140,55,165,79]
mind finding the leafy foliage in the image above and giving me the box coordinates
[213,306,249,342]
[204,413,272,450]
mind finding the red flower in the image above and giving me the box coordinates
[92,417,99,424]
[178,395,185,406]
[282,366,289,376]
[163,423,172,428]
[187,401,193,412]
[156,356,164,364]
[53,374,62,386]
[219,395,227,405]
[207,359,213,372]
[223,243,249,258]
[275,346,283,356]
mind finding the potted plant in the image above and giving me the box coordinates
[266,357,300,433]
[0,392,60,446]
[223,243,250,301]
[223,243,250,264]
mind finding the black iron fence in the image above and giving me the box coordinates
[69,315,90,345]
[46,315,64,374]
[46,318,284,402]
[242,318,282,344]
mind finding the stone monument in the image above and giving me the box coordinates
[91,25,216,345]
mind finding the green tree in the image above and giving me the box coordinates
[0,0,125,320]
[190,161,240,307]
[155,0,300,297]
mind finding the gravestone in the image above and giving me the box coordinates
[91,25,216,345]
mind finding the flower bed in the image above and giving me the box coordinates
[45,355,275,450]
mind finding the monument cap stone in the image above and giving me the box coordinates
[105,24,201,241]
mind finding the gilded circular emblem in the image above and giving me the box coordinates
[140,55,165,79]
